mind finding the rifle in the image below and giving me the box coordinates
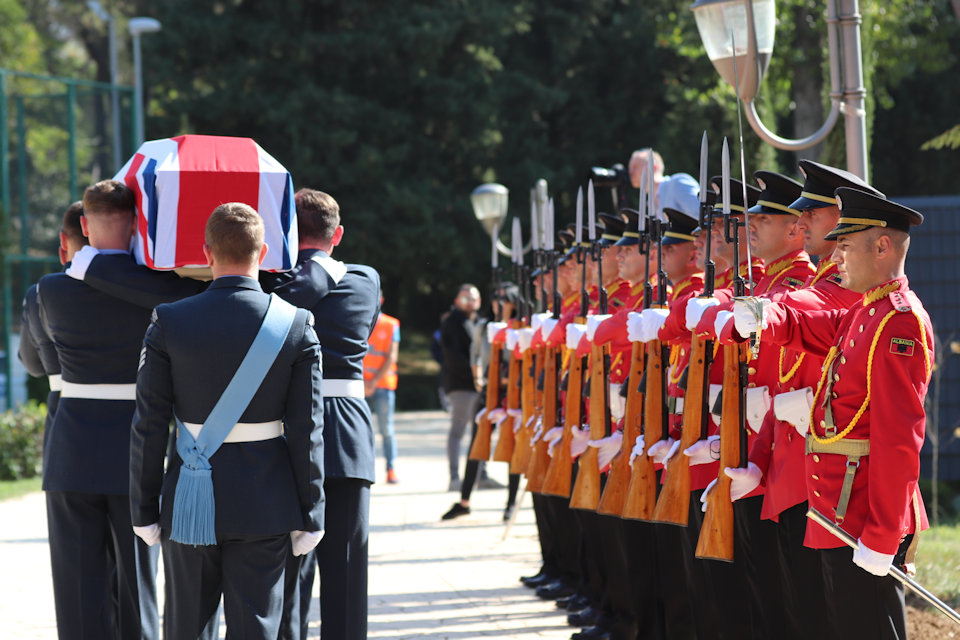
[509,221,536,474]
[570,183,610,510]
[622,193,670,520]
[652,136,715,527]
[493,320,521,462]
[469,221,504,461]
[697,138,752,558]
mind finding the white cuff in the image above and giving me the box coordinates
[773,387,814,435]
[745,386,771,433]
[852,538,895,577]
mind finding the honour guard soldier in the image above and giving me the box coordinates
[733,188,932,640]
[131,202,324,639]
[37,182,159,640]
[260,189,380,640]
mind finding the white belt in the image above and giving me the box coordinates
[60,382,136,400]
[324,379,365,399]
[182,420,283,443]
[48,374,62,392]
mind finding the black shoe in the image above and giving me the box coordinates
[567,605,599,628]
[441,503,470,520]
[536,580,576,600]
[565,595,592,614]
[555,593,579,609]
[520,569,553,588]
[571,625,611,640]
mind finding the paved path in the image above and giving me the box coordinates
[0,410,572,639]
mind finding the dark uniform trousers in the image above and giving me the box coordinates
[820,536,912,640]
[774,501,834,640]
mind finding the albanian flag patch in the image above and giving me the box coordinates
[890,337,916,356]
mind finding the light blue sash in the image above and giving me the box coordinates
[170,293,297,546]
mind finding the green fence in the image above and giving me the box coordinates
[1,69,136,409]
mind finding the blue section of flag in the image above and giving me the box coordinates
[142,158,160,248]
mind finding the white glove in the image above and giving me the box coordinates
[541,317,559,342]
[570,425,590,459]
[531,312,552,333]
[544,426,564,457]
[65,245,100,280]
[745,386,771,433]
[629,435,646,464]
[588,431,623,471]
[586,314,612,341]
[506,329,520,351]
[508,409,523,433]
[626,311,645,342]
[733,297,772,337]
[673,397,685,415]
[685,297,719,330]
[708,384,722,426]
[133,523,161,547]
[700,478,717,512]
[609,383,626,422]
[661,438,682,469]
[487,407,508,426]
[724,462,762,500]
[290,530,323,556]
[639,308,670,342]
[714,310,734,338]
[517,328,535,352]
[566,323,588,350]
[487,321,508,343]
[684,435,720,466]
[774,387,814,436]
[530,418,544,445]
[852,539,895,577]
[647,437,677,466]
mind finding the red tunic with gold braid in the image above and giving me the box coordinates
[749,260,863,521]
[764,277,932,551]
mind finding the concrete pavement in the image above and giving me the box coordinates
[0,410,573,639]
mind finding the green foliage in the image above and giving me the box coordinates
[922,125,960,151]
[0,476,42,502]
[915,524,960,607]
[0,401,46,481]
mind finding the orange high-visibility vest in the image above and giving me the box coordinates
[364,313,400,390]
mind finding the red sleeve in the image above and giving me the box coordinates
[860,312,933,553]
[762,302,847,359]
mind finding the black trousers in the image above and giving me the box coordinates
[290,477,371,640]
[163,531,288,639]
[820,537,911,640]
[620,519,663,640]
[774,502,834,640]
[531,492,560,577]
[45,491,158,640]
[730,494,783,639]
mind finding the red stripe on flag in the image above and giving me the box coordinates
[124,153,153,268]
[173,135,261,266]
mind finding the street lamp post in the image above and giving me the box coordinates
[691,0,869,181]
[129,17,162,146]
[87,1,121,172]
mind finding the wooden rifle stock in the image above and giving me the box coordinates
[652,335,710,525]
[622,339,664,520]
[542,343,585,497]
[527,345,559,492]
[510,348,536,474]
[597,341,644,516]
[570,342,609,510]
[492,349,521,462]
[469,341,503,461]
[696,342,746,560]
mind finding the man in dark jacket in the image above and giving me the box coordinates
[439,284,481,491]
[131,202,324,639]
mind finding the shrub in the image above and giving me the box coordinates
[0,401,46,480]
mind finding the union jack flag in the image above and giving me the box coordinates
[114,134,297,272]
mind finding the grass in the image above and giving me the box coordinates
[398,329,440,377]
[914,523,960,607]
[0,476,42,502]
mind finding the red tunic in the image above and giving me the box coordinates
[764,276,932,552]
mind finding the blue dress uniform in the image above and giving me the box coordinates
[19,283,62,447]
[36,258,160,640]
[132,275,324,639]
[260,248,380,640]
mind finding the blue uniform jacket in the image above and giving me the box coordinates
[131,276,325,534]
[260,249,380,482]
[37,268,154,494]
